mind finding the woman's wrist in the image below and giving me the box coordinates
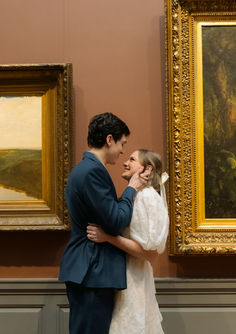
[106,234,114,243]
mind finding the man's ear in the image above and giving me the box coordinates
[106,134,114,147]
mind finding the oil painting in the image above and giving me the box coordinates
[0,96,42,201]
[0,64,72,230]
[202,26,236,219]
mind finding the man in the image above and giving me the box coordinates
[59,113,147,334]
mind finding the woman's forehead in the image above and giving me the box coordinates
[130,150,139,158]
[130,151,139,161]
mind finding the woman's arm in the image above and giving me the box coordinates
[87,224,154,260]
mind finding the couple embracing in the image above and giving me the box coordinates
[59,113,169,334]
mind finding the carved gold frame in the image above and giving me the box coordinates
[166,0,236,254]
[0,64,72,230]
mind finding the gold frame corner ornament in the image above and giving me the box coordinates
[166,0,236,254]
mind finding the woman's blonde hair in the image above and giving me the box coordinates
[138,149,162,192]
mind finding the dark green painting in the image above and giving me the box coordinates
[203,26,236,218]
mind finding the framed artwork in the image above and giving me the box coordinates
[166,0,236,254]
[0,64,72,230]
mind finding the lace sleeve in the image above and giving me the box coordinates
[129,187,169,254]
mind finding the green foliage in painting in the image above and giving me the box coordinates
[204,148,236,217]
[203,26,236,218]
[0,149,42,199]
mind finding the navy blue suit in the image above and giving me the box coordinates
[59,152,136,333]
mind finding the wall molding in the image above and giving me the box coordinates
[155,277,236,295]
[0,278,66,294]
[0,279,68,334]
[0,278,236,333]
[154,278,236,333]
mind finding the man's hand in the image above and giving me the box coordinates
[128,167,151,190]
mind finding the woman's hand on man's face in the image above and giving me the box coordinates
[128,167,151,190]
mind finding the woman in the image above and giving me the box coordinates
[87,149,169,334]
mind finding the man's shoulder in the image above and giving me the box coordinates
[77,152,104,169]
[69,154,109,184]
[75,156,105,174]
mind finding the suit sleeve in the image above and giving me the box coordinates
[83,168,136,235]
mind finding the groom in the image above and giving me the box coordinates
[59,113,147,334]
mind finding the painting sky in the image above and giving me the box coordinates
[0,96,42,149]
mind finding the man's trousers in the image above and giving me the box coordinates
[66,282,115,334]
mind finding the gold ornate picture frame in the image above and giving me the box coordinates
[166,0,236,254]
[0,64,72,230]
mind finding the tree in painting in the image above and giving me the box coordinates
[203,26,236,218]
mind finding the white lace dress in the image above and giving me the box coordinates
[109,187,169,334]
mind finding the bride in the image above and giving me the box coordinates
[87,149,169,334]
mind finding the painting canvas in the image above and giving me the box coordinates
[0,96,42,201]
[202,26,236,219]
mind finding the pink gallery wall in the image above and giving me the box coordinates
[0,0,235,278]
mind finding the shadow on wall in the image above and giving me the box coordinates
[161,307,234,334]
[171,255,236,277]
[0,231,70,266]
[147,15,166,155]
[162,311,187,334]
[73,84,90,163]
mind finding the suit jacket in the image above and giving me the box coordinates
[59,152,136,289]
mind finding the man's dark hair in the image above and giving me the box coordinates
[87,113,130,148]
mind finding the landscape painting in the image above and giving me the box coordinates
[0,96,42,201]
[202,25,236,219]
